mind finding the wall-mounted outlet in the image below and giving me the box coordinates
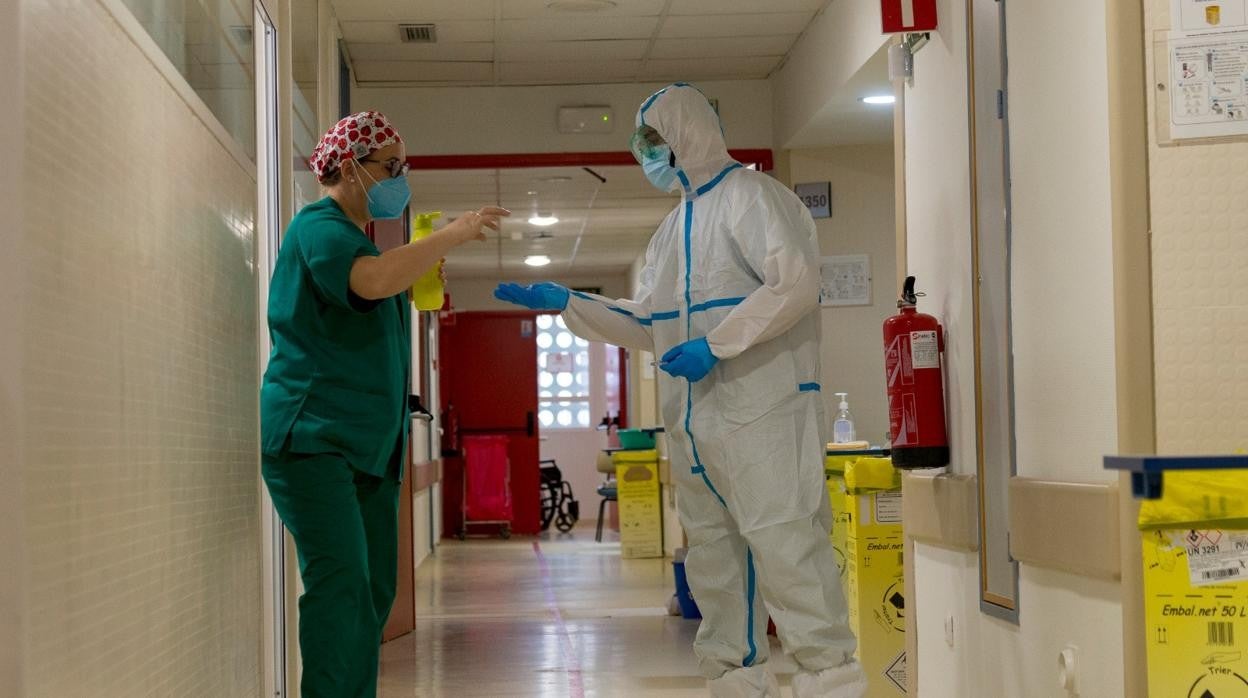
[1058,644,1079,695]
[944,615,955,648]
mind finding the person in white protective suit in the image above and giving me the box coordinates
[494,83,867,698]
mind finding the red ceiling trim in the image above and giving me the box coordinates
[405,149,774,173]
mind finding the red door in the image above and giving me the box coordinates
[439,311,541,535]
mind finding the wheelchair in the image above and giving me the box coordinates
[539,459,580,533]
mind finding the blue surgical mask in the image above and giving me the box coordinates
[358,164,411,220]
[642,145,680,193]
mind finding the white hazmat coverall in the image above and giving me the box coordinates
[561,84,867,698]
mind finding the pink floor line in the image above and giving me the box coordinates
[532,540,587,698]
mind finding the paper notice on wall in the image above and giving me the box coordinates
[1168,31,1248,139]
[819,255,872,307]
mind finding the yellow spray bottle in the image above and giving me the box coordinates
[410,211,445,311]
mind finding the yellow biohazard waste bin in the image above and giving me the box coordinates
[826,453,907,696]
[613,449,663,559]
[1139,470,1248,697]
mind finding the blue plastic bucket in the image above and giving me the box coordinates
[672,550,701,619]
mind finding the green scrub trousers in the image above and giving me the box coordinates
[263,445,400,698]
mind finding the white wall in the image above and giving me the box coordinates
[905,0,1125,695]
[771,0,890,148]
[1008,0,1119,482]
[353,79,774,155]
[0,0,26,693]
[788,145,896,446]
[16,2,264,695]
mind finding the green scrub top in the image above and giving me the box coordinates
[260,196,411,479]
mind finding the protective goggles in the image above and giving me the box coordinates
[629,125,669,164]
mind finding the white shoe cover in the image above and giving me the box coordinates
[791,661,868,698]
[707,664,782,698]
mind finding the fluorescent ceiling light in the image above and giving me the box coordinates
[861,95,896,105]
[528,215,560,226]
[524,255,552,267]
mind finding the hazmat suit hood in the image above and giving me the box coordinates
[636,83,738,198]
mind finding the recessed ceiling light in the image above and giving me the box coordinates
[524,255,552,267]
[861,95,896,105]
[528,214,560,226]
[546,0,617,12]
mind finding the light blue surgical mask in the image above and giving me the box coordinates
[358,163,411,220]
[642,145,680,193]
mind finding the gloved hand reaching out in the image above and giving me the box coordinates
[660,338,719,382]
[493,282,571,311]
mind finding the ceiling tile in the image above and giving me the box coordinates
[658,12,813,38]
[330,0,497,22]
[668,0,824,15]
[353,61,495,83]
[498,16,658,41]
[645,55,782,81]
[499,60,643,85]
[498,39,647,62]
[501,0,668,18]
[649,35,795,59]
[347,42,495,62]
[339,20,495,43]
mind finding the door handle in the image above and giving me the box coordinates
[526,411,535,437]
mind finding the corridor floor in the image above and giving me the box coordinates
[378,532,800,697]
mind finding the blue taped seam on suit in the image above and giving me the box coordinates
[697,163,743,196]
[689,297,746,313]
[569,290,679,327]
[638,82,692,126]
[680,195,727,509]
[744,549,758,667]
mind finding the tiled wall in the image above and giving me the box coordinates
[19,1,262,695]
[1147,0,1248,454]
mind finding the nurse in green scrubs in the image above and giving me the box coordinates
[260,111,508,698]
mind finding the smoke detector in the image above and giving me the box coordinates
[546,0,617,12]
[399,24,437,43]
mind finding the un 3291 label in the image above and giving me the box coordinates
[1172,530,1248,588]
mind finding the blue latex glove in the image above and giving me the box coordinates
[659,338,719,382]
[493,282,570,311]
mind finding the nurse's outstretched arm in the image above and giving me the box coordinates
[705,180,820,360]
[349,207,509,300]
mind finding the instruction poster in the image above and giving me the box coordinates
[1172,0,1248,35]
[1169,32,1248,138]
[820,255,872,307]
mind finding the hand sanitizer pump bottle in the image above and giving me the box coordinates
[833,393,856,444]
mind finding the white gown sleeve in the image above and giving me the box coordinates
[706,178,821,360]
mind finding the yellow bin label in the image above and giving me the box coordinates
[1143,529,1248,696]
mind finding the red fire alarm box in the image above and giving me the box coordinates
[882,0,938,34]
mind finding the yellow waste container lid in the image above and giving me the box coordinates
[845,456,901,495]
[1138,469,1248,530]
[825,455,857,476]
[612,449,658,464]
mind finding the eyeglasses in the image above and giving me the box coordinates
[360,156,410,179]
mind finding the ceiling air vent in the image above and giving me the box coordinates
[399,24,437,43]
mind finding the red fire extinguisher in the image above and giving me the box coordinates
[883,276,950,469]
